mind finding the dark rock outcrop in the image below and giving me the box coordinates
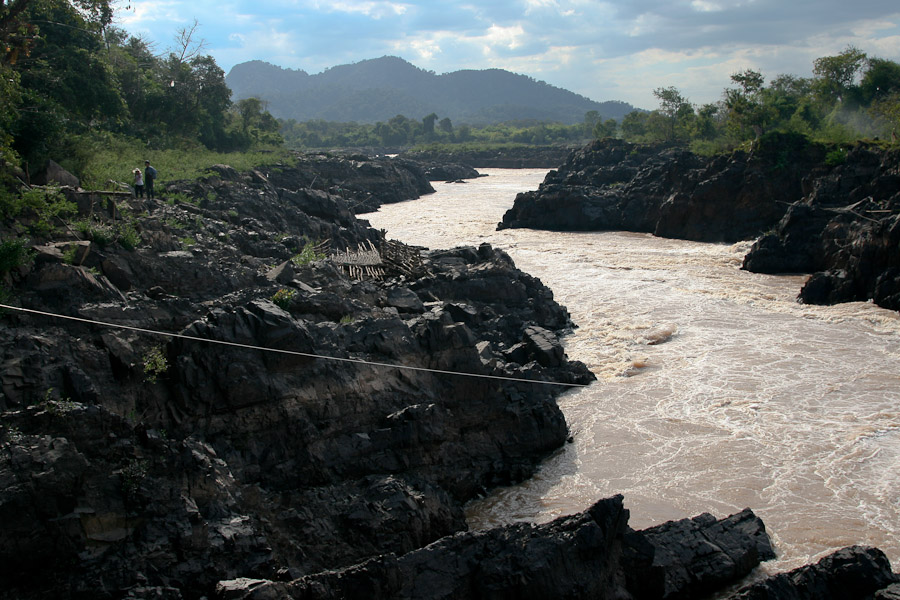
[0,152,593,598]
[741,144,900,310]
[215,496,775,600]
[193,152,436,215]
[30,159,80,187]
[2,150,897,599]
[403,145,575,169]
[729,546,899,599]
[498,135,823,243]
[419,162,483,182]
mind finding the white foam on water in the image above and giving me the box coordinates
[366,168,900,574]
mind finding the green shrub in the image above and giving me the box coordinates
[0,237,31,273]
[143,346,169,382]
[825,147,848,166]
[3,187,77,235]
[117,222,141,251]
[72,219,115,247]
[272,288,296,310]
[291,239,326,266]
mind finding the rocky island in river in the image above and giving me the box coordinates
[1,150,898,599]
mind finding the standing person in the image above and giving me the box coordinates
[144,160,158,199]
[133,168,144,198]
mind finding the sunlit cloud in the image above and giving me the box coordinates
[483,24,526,52]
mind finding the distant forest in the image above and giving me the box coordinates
[277,47,900,153]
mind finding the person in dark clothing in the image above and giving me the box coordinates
[144,160,158,199]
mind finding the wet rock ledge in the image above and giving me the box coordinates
[1,152,897,599]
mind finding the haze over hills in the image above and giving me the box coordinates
[226,56,636,126]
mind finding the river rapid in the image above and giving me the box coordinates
[364,168,900,575]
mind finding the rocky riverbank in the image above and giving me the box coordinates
[402,144,575,169]
[1,151,897,599]
[498,136,900,311]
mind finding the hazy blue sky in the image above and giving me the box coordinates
[117,1,900,110]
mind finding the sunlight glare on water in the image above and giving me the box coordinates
[364,168,900,574]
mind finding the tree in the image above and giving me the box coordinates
[8,0,123,166]
[620,110,648,141]
[724,69,776,140]
[592,118,617,139]
[813,46,867,103]
[2,0,113,64]
[422,112,437,136]
[438,117,453,134]
[583,110,600,137]
[652,86,692,141]
[860,58,900,103]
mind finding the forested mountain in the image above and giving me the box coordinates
[226,56,635,125]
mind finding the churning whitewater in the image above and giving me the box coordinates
[364,168,900,575]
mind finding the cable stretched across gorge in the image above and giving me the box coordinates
[0,303,589,388]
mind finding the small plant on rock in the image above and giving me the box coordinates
[142,345,169,382]
[291,239,326,266]
[43,388,78,416]
[825,147,847,166]
[116,222,141,251]
[272,288,296,310]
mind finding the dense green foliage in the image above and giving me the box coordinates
[0,0,282,184]
[280,114,611,149]
[619,47,900,153]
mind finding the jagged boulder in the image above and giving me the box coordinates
[214,496,776,600]
[728,545,899,599]
[742,144,900,310]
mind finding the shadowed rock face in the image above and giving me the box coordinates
[497,135,823,243]
[729,546,899,600]
[216,496,778,600]
[742,144,900,310]
[0,153,592,598]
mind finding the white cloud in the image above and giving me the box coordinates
[482,23,527,53]
[313,0,409,18]
[691,0,724,12]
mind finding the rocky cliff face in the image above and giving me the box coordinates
[498,135,823,243]
[498,137,900,311]
[0,153,594,598]
[742,143,900,310]
[1,151,897,599]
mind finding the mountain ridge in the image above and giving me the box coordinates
[226,56,635,125]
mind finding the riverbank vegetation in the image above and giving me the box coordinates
[0,0,284,191]
[628,47,900,155]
